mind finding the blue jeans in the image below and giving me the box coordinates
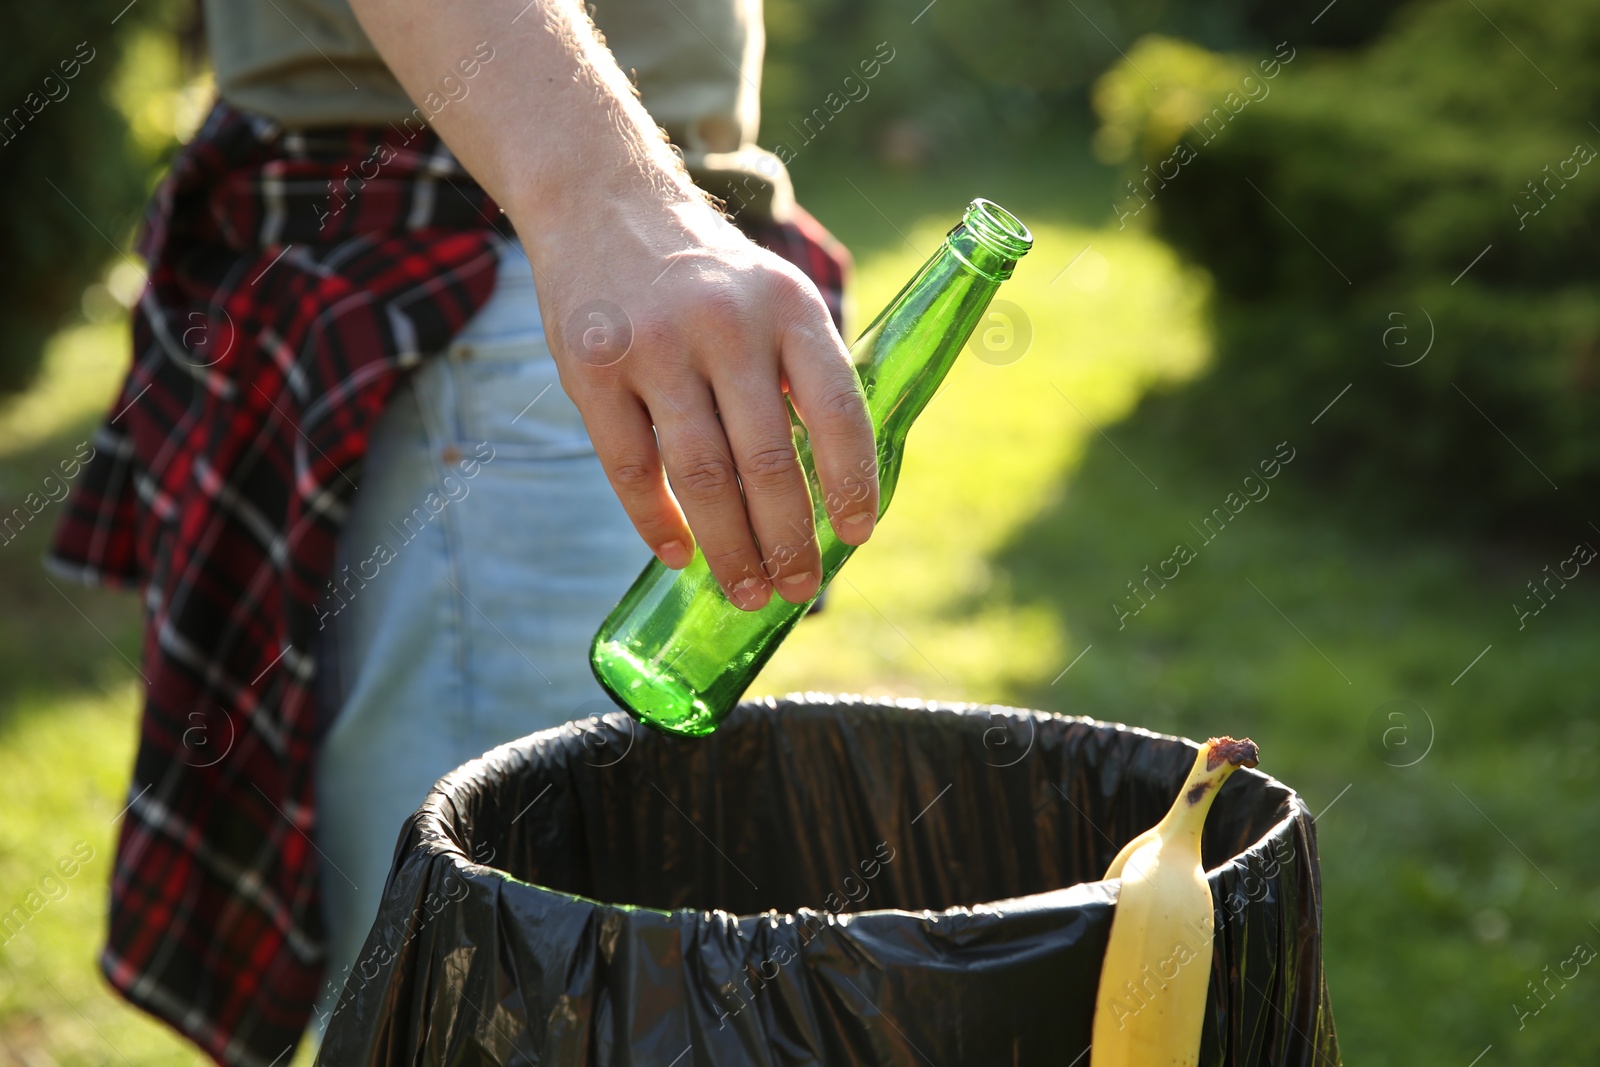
[308,242,643,1033]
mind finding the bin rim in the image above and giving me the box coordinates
[412,692,1310,924]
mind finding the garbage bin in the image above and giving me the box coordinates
[316,695,1340,1066]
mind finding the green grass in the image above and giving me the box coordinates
[0,321,210,1065]
[758,142,1213,704]
[3,135,1598,1066]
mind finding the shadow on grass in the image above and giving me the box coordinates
[975,387,1600,1066]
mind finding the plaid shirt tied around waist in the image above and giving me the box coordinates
[47,101,849,1065]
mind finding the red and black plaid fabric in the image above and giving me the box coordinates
[48,101,848,1065]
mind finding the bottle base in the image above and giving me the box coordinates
[590,638,723,737]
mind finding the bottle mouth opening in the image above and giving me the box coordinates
[963,199,1033,259]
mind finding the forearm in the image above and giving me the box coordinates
[348,0,708,238]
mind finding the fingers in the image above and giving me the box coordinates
[778,312,879,545]
[648,388,774,611]
[583,393,695,569]
[552,238,874,614]
[711,366,824,605]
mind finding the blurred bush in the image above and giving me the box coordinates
[1093,0,1600,532]
[0,0,192,396]
[760,0,1408,170]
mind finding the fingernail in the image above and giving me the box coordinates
[779,570,816,593]
[840,511,874,539]
[658,540,691,568]
[730,576,770,611]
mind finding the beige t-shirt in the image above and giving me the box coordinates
[204,0,792,217]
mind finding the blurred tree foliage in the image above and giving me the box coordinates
[1,0,192,396]
[1093,0,1600,533]
[759,0,1408,167]
[1,0,1413,398]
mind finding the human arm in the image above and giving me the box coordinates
[346,0,879,610]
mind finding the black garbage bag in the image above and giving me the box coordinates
[316,695,1340,1066]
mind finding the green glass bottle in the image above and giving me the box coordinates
[590,198,1033,735]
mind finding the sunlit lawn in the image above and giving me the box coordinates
[756,154,1212,706]
[3,138,1598,1066]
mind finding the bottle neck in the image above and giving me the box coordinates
[849,210,1028,453]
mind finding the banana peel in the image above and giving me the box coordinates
[1091,736,1260,1067]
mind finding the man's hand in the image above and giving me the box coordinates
[350,0,878,610]
[535,198,877,610]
